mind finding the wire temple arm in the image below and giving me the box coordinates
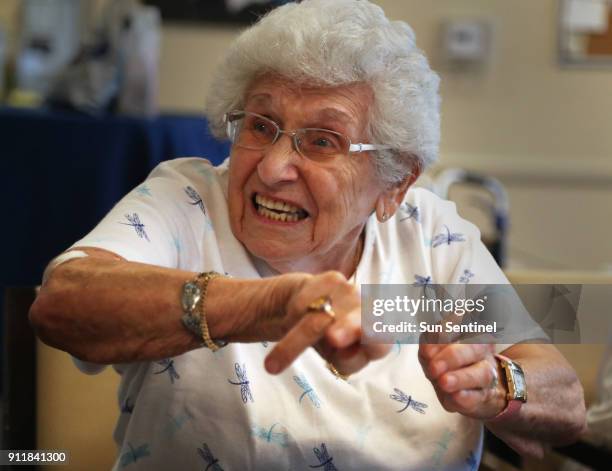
[349,143,394,153]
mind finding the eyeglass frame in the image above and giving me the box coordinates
[224,110,393,159]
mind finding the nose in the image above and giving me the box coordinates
[256,133,300,187]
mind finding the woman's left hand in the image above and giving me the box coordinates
[418,342,508,420]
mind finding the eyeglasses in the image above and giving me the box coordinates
[224,110,392,162]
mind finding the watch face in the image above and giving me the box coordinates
[513,368,525,390]
[509,363,527,401]
[182,281,201,312]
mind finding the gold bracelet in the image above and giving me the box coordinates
[326,361,350,381]
[197,271,227,352]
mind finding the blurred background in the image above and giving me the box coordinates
[1,1,612,470]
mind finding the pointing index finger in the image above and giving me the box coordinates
[265,311,334,374]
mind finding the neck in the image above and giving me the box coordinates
[258,229,365,278]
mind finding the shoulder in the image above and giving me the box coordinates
[401,187,480,239]
[369,186,473,272]
[406,187,507,283]
[402,187,464,228]
[142,157,230,204]
[147,157,228,185]
[392,187,494,282]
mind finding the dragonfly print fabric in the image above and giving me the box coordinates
[227,362,254,403]
[68,157,537,470]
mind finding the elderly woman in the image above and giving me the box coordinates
[30,1,585,469]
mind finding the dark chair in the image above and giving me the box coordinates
[1,287,37,471]
[484,426,612,471]
[2,286,120,470]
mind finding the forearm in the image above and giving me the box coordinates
[29,253,294,364]
[31,255,202,363]
[485,344,587,457]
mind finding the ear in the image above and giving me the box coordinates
[375,160,422,222]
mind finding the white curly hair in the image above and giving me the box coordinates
[205,0,440,185]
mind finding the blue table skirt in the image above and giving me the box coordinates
[1,106,230,287]
[0,107,231,374]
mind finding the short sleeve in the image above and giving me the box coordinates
[67,159,219,375]
[70,160,210,269]
[424,193,548,347]
[72,356,108,375]
[424,196,508,285]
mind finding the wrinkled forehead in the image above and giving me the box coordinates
[243,74,374,130]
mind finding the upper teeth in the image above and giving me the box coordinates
[255,194,302,214]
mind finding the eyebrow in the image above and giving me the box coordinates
[245,94,272,107]
[314,108,354,126]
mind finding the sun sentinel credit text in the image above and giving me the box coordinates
[370,295,498,334]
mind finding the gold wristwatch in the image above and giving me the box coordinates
[181,278,204,340]
[491,354,527,421]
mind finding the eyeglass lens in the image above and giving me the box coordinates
[228,112,350,161]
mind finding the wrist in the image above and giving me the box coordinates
[487,354,527,423]
[201,273,312,343]
[203,275,292,340]
[251,273,312,338]
[204,277,252,340]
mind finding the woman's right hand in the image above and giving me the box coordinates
[32,250,388,370]
[213,271,390,376]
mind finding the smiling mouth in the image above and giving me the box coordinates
[253,193,309,222]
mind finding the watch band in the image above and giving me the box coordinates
[196,271,227,352]
[489,393,522,422]
[489,354,523,422]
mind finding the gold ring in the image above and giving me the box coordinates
[306,296,335,319]
[327,361,349,381]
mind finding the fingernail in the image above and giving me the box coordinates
[333,329,348,344]
[444,374,457,388]
[266,357,280,374]
[433,360,447,376]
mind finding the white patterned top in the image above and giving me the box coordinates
[70,157,521,471]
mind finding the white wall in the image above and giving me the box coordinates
[154,1,612,271]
